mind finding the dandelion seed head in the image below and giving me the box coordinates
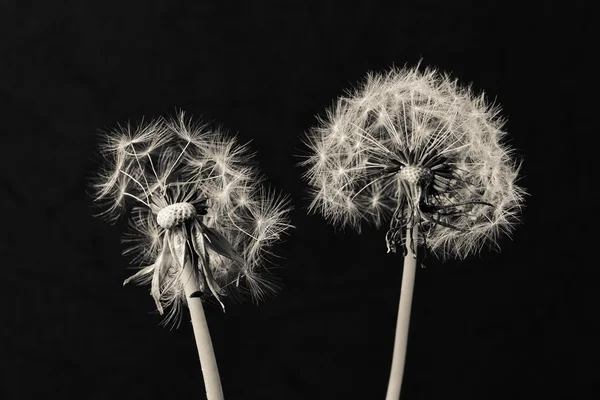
[92,112,292,325]
[303,64,526,259]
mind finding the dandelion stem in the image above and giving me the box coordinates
[180,258,224,400]
[385,224,418,400]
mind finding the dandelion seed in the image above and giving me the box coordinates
[301,64,526,399]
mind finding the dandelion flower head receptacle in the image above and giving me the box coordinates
[302,65,526,260]
[92,112,292,325]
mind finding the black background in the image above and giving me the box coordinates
[2,2,592,399]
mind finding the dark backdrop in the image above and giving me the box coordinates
[2,2,591,399]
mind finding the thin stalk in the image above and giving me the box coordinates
[181,260,225,400]
[385,224,418,400]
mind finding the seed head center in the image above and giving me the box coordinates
[399,165,433,186]
[157,202,197,229]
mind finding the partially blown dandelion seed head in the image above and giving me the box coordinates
[92,112,292,326]
[302,65,526,260]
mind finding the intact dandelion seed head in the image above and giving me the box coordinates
[92,112,292,327]
[302,65,526,260]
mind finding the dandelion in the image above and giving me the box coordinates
[91,111,292,400]
[302,64,526,399]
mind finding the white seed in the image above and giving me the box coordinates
[157,202,197,229]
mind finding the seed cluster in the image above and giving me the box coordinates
[93,112,293,326]
[302,66,526,259]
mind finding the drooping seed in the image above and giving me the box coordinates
[157,202,197,229]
